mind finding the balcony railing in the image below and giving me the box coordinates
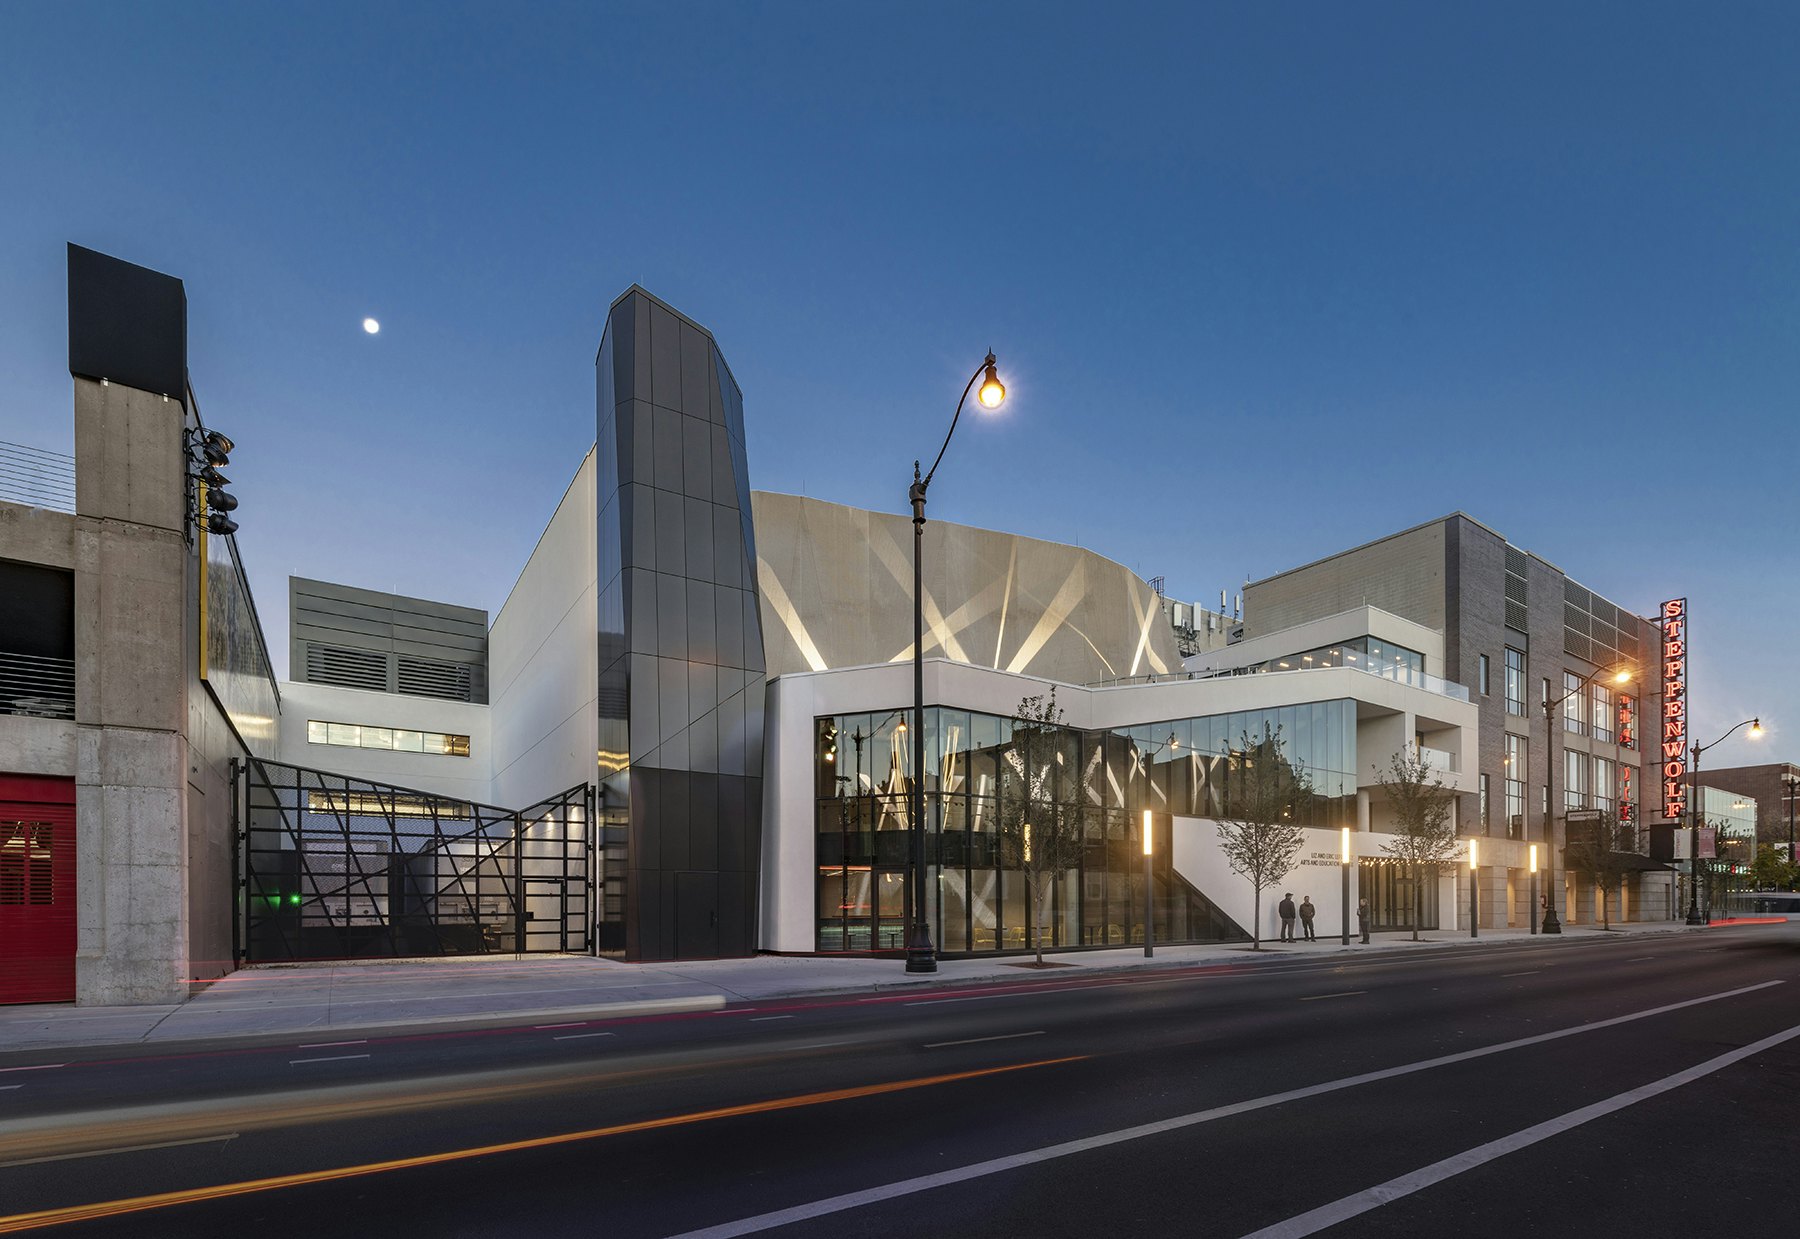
[1417,744,1458,774]
[0,651,76,720]
[0,441,76,512]
[1099,659,1472,702]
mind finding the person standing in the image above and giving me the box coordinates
[1277,892,1297,942]
[1357,898,1371,944]
[1298,895,1317,942]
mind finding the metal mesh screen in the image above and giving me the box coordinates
[239,759,592,962]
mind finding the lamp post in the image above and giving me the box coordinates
[1540,663,1636,934]
[1142,809,1154,959]
[1340,826,1351,946]
[1469,837,1480,938]
[1685,717,1762,925]
[905,353,1006,974]
[1527,843,1538,935]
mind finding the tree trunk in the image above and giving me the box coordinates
[1252,889,1261,950]
[1411,862,1420,942]
[1034,874,1045,967]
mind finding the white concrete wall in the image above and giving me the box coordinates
[275,679,493,804]
[489,450,598,808]
[1185,605,1448,680]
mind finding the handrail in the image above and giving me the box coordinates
[0,441,76,512]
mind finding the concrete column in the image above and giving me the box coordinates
[1356,790,1371,833]
[72,377,192,1005]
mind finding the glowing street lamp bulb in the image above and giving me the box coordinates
[1340,826,1350,865]
[1529,843,1538,874]
[1142,809,1153,856]
[1613,670,1632,684]
[977,355,1006,409]
[1749,718,1764,740]
[1469,838,1479,869]
[363,317,380,335]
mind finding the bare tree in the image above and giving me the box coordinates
[1214,724,1309,950]
[1375,751,1460,942]
[999,690,1086,966]
[1563,809,1636,929]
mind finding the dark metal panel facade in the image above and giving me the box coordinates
[67,244,188,403]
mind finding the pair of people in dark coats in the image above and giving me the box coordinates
[1277,894,1318,942]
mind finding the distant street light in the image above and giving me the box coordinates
[1686,718,1762,924]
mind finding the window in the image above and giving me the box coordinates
[1478,654,1490,696]
[1563,671,1586,735]
[1593,757,1615,814]
[1591,683,1614,744]
[1564,749,1587,809]
[1504,734,1526,835]
[1479,773,1490,829]
[1504,649,1525,716]
[306,719,470,757]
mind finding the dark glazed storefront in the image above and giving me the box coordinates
[812,701,1361,955]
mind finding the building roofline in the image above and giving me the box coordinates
[598,285,742,398]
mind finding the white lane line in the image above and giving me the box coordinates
[661,979,1783,1239]
[1628,956,1657,962]
[0,1133,239,1169]
[925,1031,1046,1049]
[288,1054,372,1065]
[553,1032,614,1041]
[905,992,1043,1007]
[0,1085,20,1091]
[751,1015,794,1022]
[0,1064,64,1074]
[1239,1020,1800,1239]
[1298,991,1365,1002]
[297,1039,367,1049]
[1500,971,1541,978]
[534,1023,585,1030]
[788,1042,851,1051]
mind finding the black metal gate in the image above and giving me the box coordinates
[237,758,593,962]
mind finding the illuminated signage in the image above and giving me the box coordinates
[1619,764,1634,826]
[1661,598,1688,819]
[1616,694,1636,750]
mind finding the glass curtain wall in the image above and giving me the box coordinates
[814,700,1355,955]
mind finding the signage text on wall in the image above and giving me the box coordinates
[1661,598,1688,819]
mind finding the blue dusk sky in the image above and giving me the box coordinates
[1,2,1794,769]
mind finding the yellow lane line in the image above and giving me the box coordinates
[0,1056,1085,1233]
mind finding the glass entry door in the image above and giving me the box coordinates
[1361,861,1440,932]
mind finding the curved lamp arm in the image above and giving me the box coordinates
[915,352,1001,497]
[1694,717,1761,758]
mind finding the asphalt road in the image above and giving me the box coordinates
[2,926,1796,1237]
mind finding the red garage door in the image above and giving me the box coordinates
[0,775,76,1005]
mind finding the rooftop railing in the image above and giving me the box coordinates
[1094,659,1472,702]
[0,651,76,721]
[0,441,76,512]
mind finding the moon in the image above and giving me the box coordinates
[362,317,380,335]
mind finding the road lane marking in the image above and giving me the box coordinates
[296,1040,366,1049]
[1298,991,1365,1001]
[788,1042,851,1051]
[658,978,1783,1239]
[1238,1020,1800,1239]
[0,1057,1084,1232]
[1500,971,1540,977]
[905,992,1042,1007]
[925,1031,1045,1049]
[534,1023,585,1030]
[287,1054,371,1065]
[1628,956,1656,962]
[0,1134,238,1170]
[750,1016,793,1022]
[0,1065,63,1074]
[0,1087,19,1092]
[552,1033,614,1041]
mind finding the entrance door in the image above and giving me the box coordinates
[523,879,569,953]
[675,871,720,959]
[1,776,77,1004]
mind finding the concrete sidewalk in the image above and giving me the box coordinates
[0,919,1721,1055]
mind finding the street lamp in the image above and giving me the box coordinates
[1142,809,1154,959]
[1685,717,1762,925]
[1469,836,1480,939]
[1527,843,1539,936]
[1540,663,1635,934]
[1340,826,1351,946]
[905,352,1007,973]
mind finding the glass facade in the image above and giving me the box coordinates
[813,700,1356,954]
[1230,636,1428,688]
[1504,733,1526,837]
[306,719,470,757]
[1563,671,1585,734]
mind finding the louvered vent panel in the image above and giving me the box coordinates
[1564,603,1589,634]
[1505,545,1529,577]
[397,656,473,702]
[1592,598,1619,628]
[1504,573,1528,605]
[306,644,388,692]
[1565,580,1592,610]
[1505,599,1529,632]
[1565,630,1593,664]
[1592,620,1618,653]
[1619,631,1640,662]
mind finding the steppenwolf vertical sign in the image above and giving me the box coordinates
[1661,598,1688,820]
